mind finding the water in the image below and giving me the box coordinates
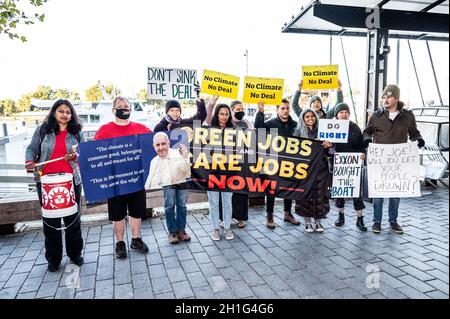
[0,121,36,196]
[0,120,34,161]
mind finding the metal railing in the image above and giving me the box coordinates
[0,163,36,199]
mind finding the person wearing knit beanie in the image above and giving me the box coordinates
[308,95,322,106]
[333,102,350,118]
[165,100,182,114]
[382,84,400,100]
[163,100,183,128]
[308,95,327,119]
[381,84,405,114]
[363,83,425,235]
[332,101,367,232]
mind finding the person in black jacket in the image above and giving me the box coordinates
[254,99,300,229]
[153,98,206,132]
[332,103,367,231]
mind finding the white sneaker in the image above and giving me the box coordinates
[219,221,224,228]
[305,223,314,233]
[315,222,324,233]
[224,229,235,240]
[211,230,221,241]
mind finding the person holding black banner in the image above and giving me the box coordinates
[332,103,367,231]
[203,103,235,240]
[362,84,424,234]
[228,100,254,228]
[292,80,343,120]
[295,108,334,233]
[153,88,206,244]
[206,97,251,230]
[231,100,254,130]
[94,96,151,258]
[254,99,300,229]
[145,132,192,244]
[25,99,85,272]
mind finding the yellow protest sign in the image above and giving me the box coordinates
[201,69,240,99]
[302,65,339,90]
[243,76,284,105]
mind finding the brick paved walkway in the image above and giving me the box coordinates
[0,187,448,299]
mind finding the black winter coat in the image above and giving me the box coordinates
[154,99,206,132]
[294,127,331,219]
[334,121,364,153]
[294,156,330,219]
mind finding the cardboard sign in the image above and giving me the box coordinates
[302,64,339,90]
[201,69,239,99]
[243,76,284,105]
[147,67,197,100]
[367,142,421,198]
[318,119,349,143]
[331,153,362,198]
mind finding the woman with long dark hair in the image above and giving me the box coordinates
[204,103,235,241]
[295,108,333,233]
[25,99,86,272]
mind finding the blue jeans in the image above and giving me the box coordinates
[372,198,400,224]
[208,191,232,230]
[163,187,188,234]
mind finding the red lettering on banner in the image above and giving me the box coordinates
[228,176,246,189]
[208,175,277,195]
[247,178,270,193]
[208,175,227,189]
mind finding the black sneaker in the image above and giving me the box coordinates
[47,262,60,272]
[130,237,149,254]
[115,240,127,259]
[390,222,404,234]
[372,222,381,234]
[71,255,84,266]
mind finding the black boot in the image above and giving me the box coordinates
[356,216,367,231]
[335,212,345,227]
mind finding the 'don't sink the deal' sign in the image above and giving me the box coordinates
[147,67,197,100]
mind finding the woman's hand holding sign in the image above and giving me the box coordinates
[321,140,333,148]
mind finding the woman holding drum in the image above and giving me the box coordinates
[25,99,86,272]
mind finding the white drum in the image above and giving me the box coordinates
[40,173,77,218]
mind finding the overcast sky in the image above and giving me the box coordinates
[0,0,448,107]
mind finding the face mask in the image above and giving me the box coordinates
[234,111,245,121]
[115,108,131,120]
